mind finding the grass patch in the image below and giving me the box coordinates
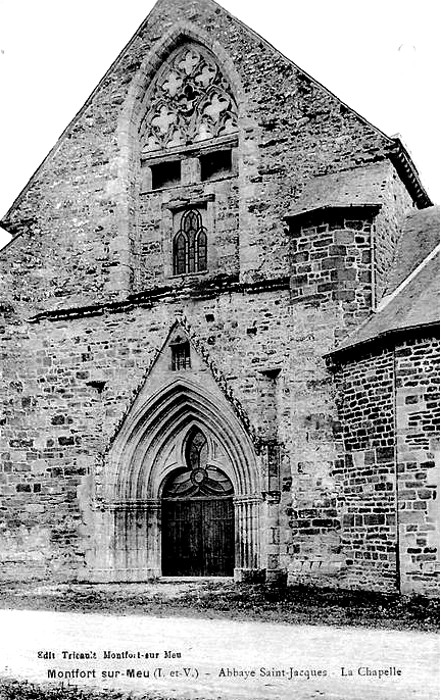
[0,581,438,632]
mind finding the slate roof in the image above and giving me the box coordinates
[385,205,440,294]
[331,251,440,355]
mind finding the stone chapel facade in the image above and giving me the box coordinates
[0,0,439,596]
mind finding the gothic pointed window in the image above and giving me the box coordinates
[196,229,207,271]
[174,232,187,275]
[173,208,208,275]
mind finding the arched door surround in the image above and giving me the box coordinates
[95,379,261,582]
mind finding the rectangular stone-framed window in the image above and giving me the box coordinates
[150,160,182,190]
[200,149,233,181]
[140,136,238,192]
[171,341,191,370]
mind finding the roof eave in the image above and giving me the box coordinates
[389,137,433,209]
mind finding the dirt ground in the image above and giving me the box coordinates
[0,607,438,700]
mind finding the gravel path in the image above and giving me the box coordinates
[0,609,438,699]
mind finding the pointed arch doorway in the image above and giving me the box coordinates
[98,379,263,583]
[161,428,235,576]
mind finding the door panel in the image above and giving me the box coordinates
[203,499,234,575]
[162,500,203,576]
[162,498,234,576]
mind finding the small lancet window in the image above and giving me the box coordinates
[171,340,191,370]
[173,209,208,275]
[175,233,187,275]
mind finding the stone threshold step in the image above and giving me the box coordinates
[160,576,234,583]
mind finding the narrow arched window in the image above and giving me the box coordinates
[173,208,208,275]
[185,429,208,471]
[174,232,187,275]
[197,229,207,272]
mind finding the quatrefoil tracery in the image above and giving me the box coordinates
[141,45,238,154]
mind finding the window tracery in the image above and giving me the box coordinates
[161,428,234,498]
[141,45,238,154]
[173,208,207,275]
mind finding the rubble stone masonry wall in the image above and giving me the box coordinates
[332,332,440,595]
[395,335,440,596]
[2,297,438,592]
[373,169,414,304]
[289,211,374,340]
[0,290,295,581]
[333,348,397,591]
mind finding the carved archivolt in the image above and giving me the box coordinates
[140,44,238,154]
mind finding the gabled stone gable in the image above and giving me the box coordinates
[1,0,399,314]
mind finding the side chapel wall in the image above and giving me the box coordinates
[330,332,440,596]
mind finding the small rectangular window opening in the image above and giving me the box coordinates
[151,160,181,190]
[171,342,191,371]
[200,150,232,181]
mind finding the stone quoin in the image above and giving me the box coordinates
[0,0,439,596]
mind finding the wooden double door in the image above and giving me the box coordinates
[162,497,234,576]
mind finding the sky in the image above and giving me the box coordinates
[0,0,439,250]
